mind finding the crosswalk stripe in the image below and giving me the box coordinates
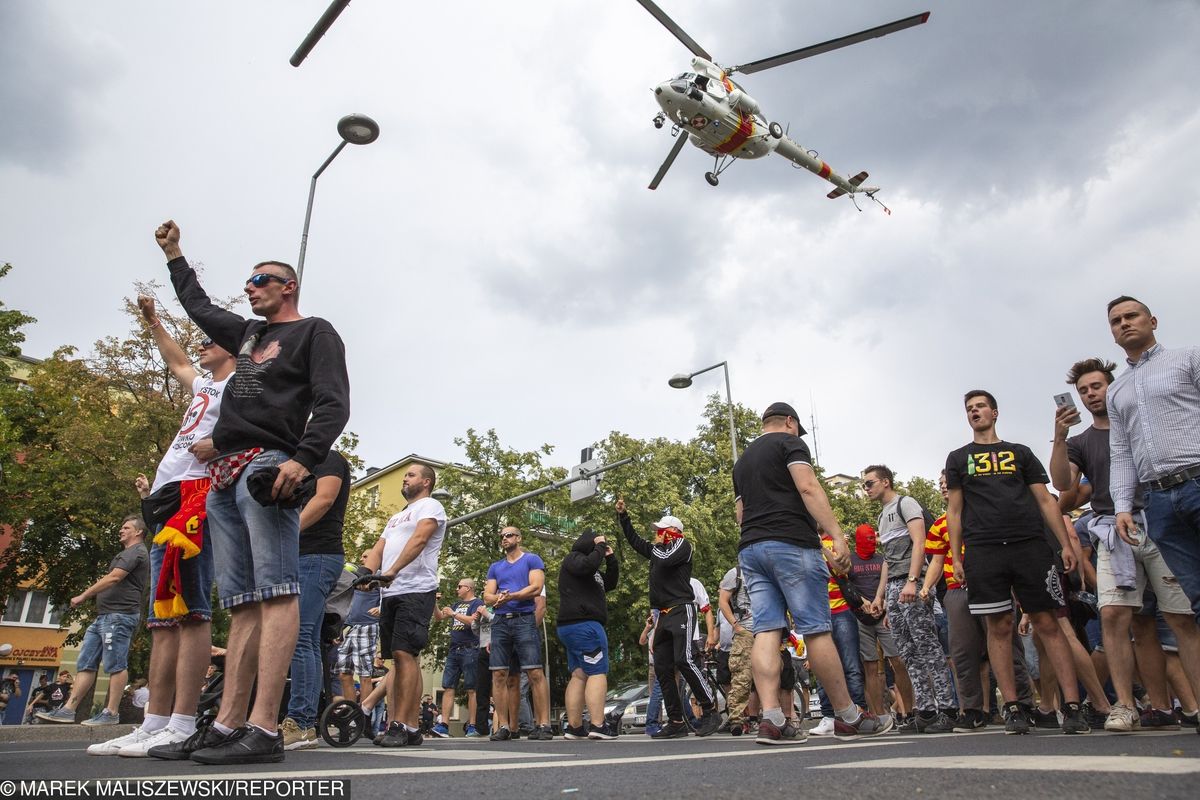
[813,755,1200,774]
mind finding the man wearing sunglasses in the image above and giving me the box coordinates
[154,220,350,764]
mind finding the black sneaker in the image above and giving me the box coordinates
[404,728,423,746]
[1177,708,1199,728]
[148,724,232,761]
[563,724,588,740]
[1029,706,1060,729]
[1139,708,1181,731]
[587,722,617,740]
[489,726,512,741]
[1004,703,1031,735]
[693,710,721,738]
[914,712,938,733]
[1082,702,1109,730]
[529,725,554,741]
[755,717,806,745]
[1061,702,1091,735]
[953,709,987,732]
[191,726,283,765]
[651,720,690,739]
[729,722,743,737]
[921,711,957,734]
[895,715,917,733]
[378,722,408,747]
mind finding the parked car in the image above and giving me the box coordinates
[558,682,651,734]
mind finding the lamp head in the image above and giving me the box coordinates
[668,373,693,389]
[337,113,380,145]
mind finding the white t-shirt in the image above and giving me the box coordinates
[152,375,232,491]
[690,578,711,643]
[380,496,447,596]
[132,686,150,708]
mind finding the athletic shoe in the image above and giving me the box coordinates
[588,722,618,740]
[729,722,742,737]
[526,725,554,740]
[895,714,917,733]
[693,710,721,738]
[87,725,160,756]
[1061,702,1091,734]
[148,724,231,760]
[465,725,482,737]
[37,707,76,724]
[81,709,120,726]
[809,717,836,736]
[119,726,190,758]
[1029,706,1060,729]
[1140,708,1181,731]
[651,720,690,739]
[921,712,957,734]
[280,717,317,751]
[756,717,806,746]
[914,712,937,733]
[1104,703,1140,733]
[489,726,512,741]
[1083,702,1110,730]
[563,724,588,740]
[953,709,987,732]
[431,723,450,738]
[644,723,662,737]
[1003,703,1030,735]
[834,710,892,740]
[405,728,424,746]
[377,722,408,747]
[191,726,284,765]
[1176,709,1199,728]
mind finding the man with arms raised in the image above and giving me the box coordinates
[369,465,448,746]
[946,390,1088,735]
[153,221,349,764]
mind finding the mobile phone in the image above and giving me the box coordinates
[1053,393,1077,411]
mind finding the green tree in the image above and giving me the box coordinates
[0,263,36,378]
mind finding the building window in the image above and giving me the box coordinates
[1,589,61,627]
[367,486,380,510]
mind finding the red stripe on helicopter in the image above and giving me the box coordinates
[818,162,832,180]
[716,111,754,154]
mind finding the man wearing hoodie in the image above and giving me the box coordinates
[557,529,620,740]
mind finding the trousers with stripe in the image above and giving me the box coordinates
[653,605,714,722]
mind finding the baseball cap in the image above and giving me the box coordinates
[653,515,684,532]
[762,401,807,434]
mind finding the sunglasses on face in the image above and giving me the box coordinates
[198,339,214,349]
[500,533,519,540]
[862,479,879,489]
[246,273,292,288]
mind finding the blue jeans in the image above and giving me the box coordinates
[1144,478,1200,622]
[286,552,343,728]
[817,611,866,716]
[77,612,139,674]
[205,450,301,609]
[147,527,214,627]
[738,540,831,635]
[489,614,542,672]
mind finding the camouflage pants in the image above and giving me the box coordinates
[885,580,956,713]
[726,628,755,723]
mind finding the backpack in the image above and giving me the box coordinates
[896,495,950,600]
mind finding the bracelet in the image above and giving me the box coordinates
[147,320,161,330]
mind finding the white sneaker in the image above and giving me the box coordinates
[87,726,158,756]
[810,717,836,736]
[118,726,191,757]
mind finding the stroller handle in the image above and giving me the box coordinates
[351,572,394,590]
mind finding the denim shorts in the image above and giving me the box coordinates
[147,528,214,628]
[204,449,300,609]
[76,612,140,673]
[489,613,542,671]
[557,620,609,677]
[442,647,479,689]
[738,540,831,636]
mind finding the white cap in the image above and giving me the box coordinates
[653,515,684,532]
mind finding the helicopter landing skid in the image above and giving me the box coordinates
[705,154,736,186]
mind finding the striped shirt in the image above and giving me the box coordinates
[926,513,960,590]
[1108,343,1200,513]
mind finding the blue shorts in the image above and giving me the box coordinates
[205,450,300,609]
[147,526,214,628]
[489,613,542,672]
[557,621,609,677]
[442,647,478,689]
[76,612,139,674]
[738,540,831,636]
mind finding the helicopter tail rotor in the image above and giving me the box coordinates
[648,130,690,190]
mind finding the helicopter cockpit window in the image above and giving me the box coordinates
[670,72,697,94]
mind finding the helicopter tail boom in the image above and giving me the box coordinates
[774,138,871,196]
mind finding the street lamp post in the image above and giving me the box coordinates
[296,113,380,287]
[668,361,739,463]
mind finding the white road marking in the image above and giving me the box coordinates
[127,739,905,781]
[813,755,1200,774]
[354,747,572,760]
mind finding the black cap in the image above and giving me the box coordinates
[762,401,807,434]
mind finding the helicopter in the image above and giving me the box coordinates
[638,0,929,212]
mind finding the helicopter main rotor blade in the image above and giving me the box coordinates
[635,0,712,61]
[728,11,930,75]
[648,132,690,190]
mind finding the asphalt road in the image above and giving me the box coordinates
[1,726,1197,799]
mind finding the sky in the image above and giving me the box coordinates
[2,0,1198,487]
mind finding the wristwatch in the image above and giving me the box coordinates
[907,576,918,583]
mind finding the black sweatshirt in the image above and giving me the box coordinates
[169,257,350,471]
[556,530,619,627]
[619,511,694,609]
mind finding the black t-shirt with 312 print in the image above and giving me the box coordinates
[944,441,1048,545]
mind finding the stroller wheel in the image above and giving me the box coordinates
[319,699,367,747]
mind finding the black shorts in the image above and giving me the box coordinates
[963,538,1066,617]
[778,648,796,691]
[380,590,437,656]
[715,650,731,686]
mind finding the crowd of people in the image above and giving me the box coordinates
[38,222,1199,764]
